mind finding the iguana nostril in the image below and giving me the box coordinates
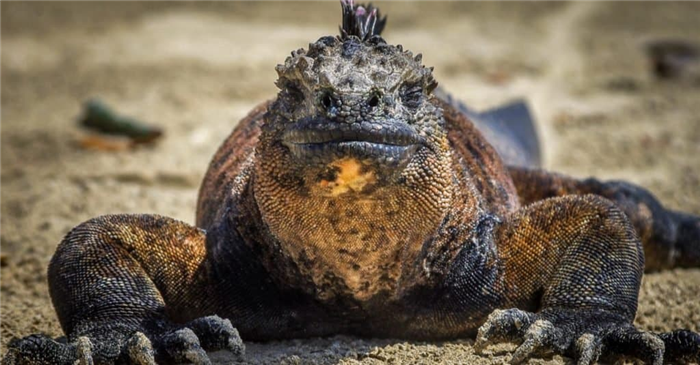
[321,93,338,112]
[367,94,380,108]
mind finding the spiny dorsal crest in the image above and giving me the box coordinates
[275,1,437,94]
[339,0,387,41]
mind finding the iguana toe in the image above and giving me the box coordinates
[474,308,535,354]
[603,327,664,365]
[185,315,244,357]
[659,329,700,364]
[74,337,93,365]
[573,333,602,365]
[509,319,567,364]
[157,328,210,365]
[124,332,155,365]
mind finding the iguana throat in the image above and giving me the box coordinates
[253,145,453,301]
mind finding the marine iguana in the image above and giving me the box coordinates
[5,1,700,364]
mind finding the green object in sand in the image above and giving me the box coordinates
[80,99,163,143]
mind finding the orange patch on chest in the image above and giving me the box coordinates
[320,158,376,196]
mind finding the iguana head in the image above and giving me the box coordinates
[258,1,449,196]
[254,1,453,297]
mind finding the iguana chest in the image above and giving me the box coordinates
[265,194,440,302]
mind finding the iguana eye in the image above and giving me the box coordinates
[400,84,423,109]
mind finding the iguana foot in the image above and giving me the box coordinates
[474,308,699,364]
[3,315,243,365]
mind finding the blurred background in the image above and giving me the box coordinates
[2,2,699,364]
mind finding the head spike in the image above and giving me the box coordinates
[339,0,387,41]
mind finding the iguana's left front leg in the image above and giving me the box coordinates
[4,215,244,365]
[508,166,700,271]
[475,195,700,364]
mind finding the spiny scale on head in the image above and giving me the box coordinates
[274,1,437,94]
[339,0,387,41]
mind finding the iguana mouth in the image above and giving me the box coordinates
[282,120,424,165]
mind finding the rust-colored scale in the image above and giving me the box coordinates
[197,101,270,229]
[48,215,211,333]
[496,194,643,315]
[440,98,520,216]
[507,166,698,271]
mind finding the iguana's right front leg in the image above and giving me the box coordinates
[4,215,244,365]
[475,195,700,364]
[508,166,700,271]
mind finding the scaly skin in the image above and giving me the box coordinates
[5,2,700,364]
[508,166,700,271]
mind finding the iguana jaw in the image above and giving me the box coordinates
[281,118,425,167]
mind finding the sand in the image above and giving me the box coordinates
[1,2,699,364]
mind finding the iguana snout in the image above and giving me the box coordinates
[281,115,424,170]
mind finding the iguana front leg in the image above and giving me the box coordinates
[475,195,700,364]
[3,215,244,365]
[508,166,700,271]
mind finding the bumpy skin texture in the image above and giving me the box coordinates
[507,167,700,271]
[5,2,700,365]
